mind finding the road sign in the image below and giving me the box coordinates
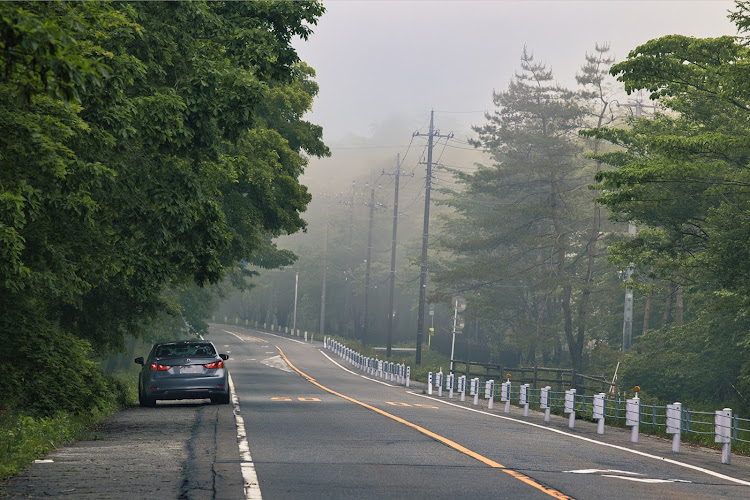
[452,315,465,331]
[451,296,466,312]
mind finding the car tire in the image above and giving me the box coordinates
[138,384,157,407]
[211,388,231,405]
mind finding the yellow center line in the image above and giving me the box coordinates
[274,345,574,500]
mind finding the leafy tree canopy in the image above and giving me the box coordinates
[0,0,327,415]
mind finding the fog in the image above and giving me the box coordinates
[294,0,737,194]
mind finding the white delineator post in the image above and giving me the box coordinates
[485,379,495,410]
[540,386,551,422]
[406,366,410,388]
[501,377,511,414]
[593,393,606,434]
[626,387,641,443]
[448,374,454,399]
[427,371,433,395]
[459,375,466,402]
[715,408,732,464]
[437,371,443,397]
[666,402,682,453]
[565,389,576,429]
[471,378,479,406]
[520,384,530,417]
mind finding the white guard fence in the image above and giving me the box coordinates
[324,338,410,388]
[321,338,748,466]
[419,370,749,465]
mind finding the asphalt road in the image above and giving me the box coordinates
[2,324,750,499]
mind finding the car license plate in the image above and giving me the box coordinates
[180,365,202,374]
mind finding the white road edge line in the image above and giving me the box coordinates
[224,330,245,341]
[318,350,395,387]
[410,392,750,487]
[224,328,307,345]
[229,373,262,500]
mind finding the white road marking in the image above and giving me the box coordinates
[229,374,262,500]
[318,350,395,387]
[565,469,640,475]
[411,392,750,487]
[261,355,293,373]
[223,328,307,345]
[601,475,692,484]
[224,330,245,341]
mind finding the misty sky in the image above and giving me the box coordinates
[295,0,738,147]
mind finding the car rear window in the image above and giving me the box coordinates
[155,344,216,357]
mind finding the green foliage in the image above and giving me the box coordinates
[433,46,621,371]
[0,391,129,482]
[620,303,750,412]
[0,0,327,419]
[0,304,117,416]
[585,3,750,411]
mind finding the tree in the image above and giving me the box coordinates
[582,2,750,405]
[0,0,327,415]
[435,47,594,370]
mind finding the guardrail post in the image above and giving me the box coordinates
[715,408,732,464]
[428,372,433,395]
[593,393,606,434]
[565,389,576,428]
[520,384,530,417]
[540,386,551,422]
[666,402,681,453]
[501,379,511,414]
[626,388,640,443]
[485,379,495,410]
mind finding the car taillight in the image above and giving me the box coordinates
[204,360,223,369]
[151,363,170,371]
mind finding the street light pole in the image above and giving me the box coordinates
[293,271,299,333]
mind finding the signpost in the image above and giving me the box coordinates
[450,296,466,373]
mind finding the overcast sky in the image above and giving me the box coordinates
[295,0,738,147]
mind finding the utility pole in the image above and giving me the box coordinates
[384,154,411,358]
[413,110,452,365]
[292,270,299,333]
[319,203,329,335]
[362,172,376,347]
[344,181,354,337]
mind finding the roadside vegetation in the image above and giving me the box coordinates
[0,0,326,478]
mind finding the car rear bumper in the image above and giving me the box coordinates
[146,373,229,401]
[149,387,228,401]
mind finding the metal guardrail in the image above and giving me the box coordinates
[322,338,748,465]
[423,371,747,465]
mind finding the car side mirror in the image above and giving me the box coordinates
[134,357,144,365]
[219,354,229,361]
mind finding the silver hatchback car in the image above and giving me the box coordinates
[135,341,230,406]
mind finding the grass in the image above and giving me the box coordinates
[0,371,137,482]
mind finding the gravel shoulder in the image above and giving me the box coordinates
[0,401,243,499]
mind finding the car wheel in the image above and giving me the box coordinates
[211,388,231,405]
[138,384,156,407]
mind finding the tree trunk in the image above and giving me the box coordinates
[662,282,674,328]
